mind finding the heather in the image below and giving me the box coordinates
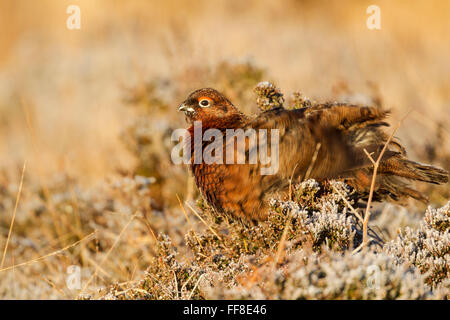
[0,1,449,299]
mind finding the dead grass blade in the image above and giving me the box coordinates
[22,98,64,244]
[176,194,203,249]
[184,201,223,242]
[304,142,322,182]
[0,231,97,273]
[81,214,137,293]
[273,209,293,268]
[1,160,27,269]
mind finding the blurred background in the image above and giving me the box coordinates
[0,0,448,298]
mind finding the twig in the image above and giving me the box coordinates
[352,243,363,255]
[331,184,364,223]
[362,110,411,246]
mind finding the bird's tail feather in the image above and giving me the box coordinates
[380,156,448,184]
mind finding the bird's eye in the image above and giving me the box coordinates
[199,99,211,107]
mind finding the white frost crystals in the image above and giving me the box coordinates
[385,201,450,287]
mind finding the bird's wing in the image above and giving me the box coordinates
[237,104,391,183]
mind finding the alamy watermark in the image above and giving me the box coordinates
[366,5,381,30]
[366,264,381,290]
[66,265,81,290]
[171,121,280,175]
[66,5,81,30]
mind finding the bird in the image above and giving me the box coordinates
[178,87,449,223]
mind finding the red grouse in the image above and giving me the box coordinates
[178,87,448,222]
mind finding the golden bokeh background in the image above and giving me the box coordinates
[0,0,448,184]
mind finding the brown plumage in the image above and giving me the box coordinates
[178,88,449,222]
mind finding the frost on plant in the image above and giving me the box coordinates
[385,202,449,287]
[91,181,449,300]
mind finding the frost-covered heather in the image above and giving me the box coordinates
[201,250,446,300]
[270,180,360,251]
[91,179,449,300]
[385,202,450,287]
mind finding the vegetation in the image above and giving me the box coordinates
[0,0,449,299]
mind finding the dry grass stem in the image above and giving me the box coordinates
[1,160,26,269]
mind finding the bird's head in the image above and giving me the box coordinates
[178,88,241,125]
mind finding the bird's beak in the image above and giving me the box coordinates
[178,103,187,112]
[178,102,195,114]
